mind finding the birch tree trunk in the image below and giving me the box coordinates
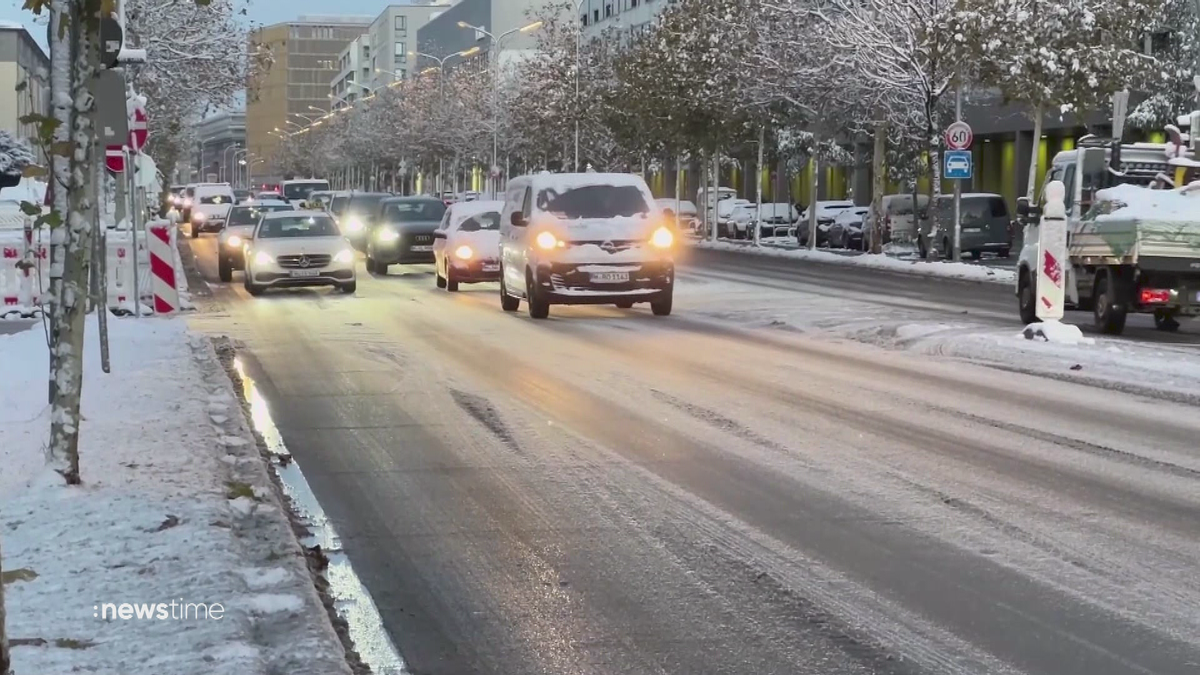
[808,154,819,251]
[871,121,886,254]
[1025,102,1044,201]
[1,533,9,675]
[754,127,764,247]
[46,0,100,485]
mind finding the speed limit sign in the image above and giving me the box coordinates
[945,121,973,150]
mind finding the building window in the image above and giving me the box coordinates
[593,9,600,22]
[394,15,406,32]
[398,69,406,79]
[581,13,588,26]
[395,42,406,58]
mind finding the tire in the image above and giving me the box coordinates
[218,256,232,283]
[1093,274,1128,335]
[189,225,199,239]
[917,236,927,259]
[500,270,520,312]
[340,280,357,294]
[999,248,1011,259]
[364,255,376,274]
[526,270,549,319]
[435,268,446,288]
[1154,309,1181,332]
[942,238,951,259]
[446,274,459,292]
[651,291,673,316]
[243,272,264,297]
[1018,271,1037,325]
[615,301,634,309]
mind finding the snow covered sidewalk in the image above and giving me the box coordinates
[0,317,352,675]
[691,239,1017,284]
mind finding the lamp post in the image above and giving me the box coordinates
[409,49,478,194]
[575,0,589,172]
[456,20,544,198]
[233,148,251,188]
[290,112,318,124]
[221,144,241,183]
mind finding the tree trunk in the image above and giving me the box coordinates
[871,121,886,254]
[927,130,943,261]
[1,533,9,675]
[808,154,819,251]
[710,152,720,243]
[1026,102,1044,201]
[754,127,764,247]
[46,0,100,485]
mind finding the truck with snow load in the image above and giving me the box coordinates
[1016,135,1200,335]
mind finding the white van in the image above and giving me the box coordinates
[499,173,676,319]
[281,179,330,207]
[188,183,236,237]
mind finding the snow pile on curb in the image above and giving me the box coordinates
[0,317,352,675]
[691,239,1017,284]
[1020,320,1095,345]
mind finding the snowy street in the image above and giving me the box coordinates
[180,234,1200,675]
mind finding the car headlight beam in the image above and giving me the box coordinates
[344,217,365,233]
[535,231,560,250]
[454,245,473,260]
[253,251,274,266]
[333,249,354,263]
[226,235,243,248]
[377,228,400,242]
[650,226,674,248]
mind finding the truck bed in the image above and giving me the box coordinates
[1071,217,1200,265]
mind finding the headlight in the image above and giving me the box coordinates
[253,251,274,266]
[333,249,354,263]
[226,235,242,248]
[377,228,399,242]
[192,211,207,221]
[183,198,192,208]
[535,231,560,250]
[344,217,365,233]
[650,226,674,248]
[454,245,473,260]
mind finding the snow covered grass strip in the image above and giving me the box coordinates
[691,239,1017,284]
[0,317,354,675]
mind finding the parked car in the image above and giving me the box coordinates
[756,202,799,238]
[433,200,504,290]
[365,196,448,274]
[242,211,356,295]
[921,193,1012,259]
[827,206,870,250]
[862,194,930,246]
[499,173,675,318]
[654,198,699,233]
[797,201,854,246]
[335,192,392,251]
[717,198,753,238]
[217,200,294,281]
[188,184,236,237]
[233,189,253,205]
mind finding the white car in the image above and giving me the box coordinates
[798,200,855,246]
[433,200,504,291]
[189,184,236,237]
[242,211,357,295]
[281,179,330,208]
[499,173,675,318]
[717,198,753,238]
[217,200,293,282]
[654,198,699,232]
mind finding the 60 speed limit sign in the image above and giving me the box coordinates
[944,121,973,151]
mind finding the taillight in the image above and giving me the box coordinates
[1140,288,1171,304]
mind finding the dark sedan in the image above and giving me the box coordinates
[336,192,392,251]
[365,197,448,274]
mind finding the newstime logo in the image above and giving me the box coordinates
[95,600,225,621]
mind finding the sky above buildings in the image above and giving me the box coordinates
[0,0,382,51]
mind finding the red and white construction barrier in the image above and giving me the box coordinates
[148,222,179,313]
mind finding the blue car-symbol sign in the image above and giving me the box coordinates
[944,151,972,180]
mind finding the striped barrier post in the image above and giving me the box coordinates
[147,222,178,313]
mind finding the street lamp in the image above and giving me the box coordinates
[221,143,242,183]
[290,112,318,124]
[233,148,251,188]
[283,120,305,131]
[455,19,544,197]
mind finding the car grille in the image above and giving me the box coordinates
[277,254,331,269]
[571,239,640,253]
[410,234,434,244]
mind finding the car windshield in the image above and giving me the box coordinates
[199,194,231,205]
[330,196,348,215]
[256,215,339,238]
[229,205,291,226]
[347,195,387,216]
[283,182,329,200]
[457,211,500,232]
[383,200,447,223]
[537,185,649,219]
[964,197,1008,220]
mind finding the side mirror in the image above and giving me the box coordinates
[510,212,525,227]
[1016,197,1030,217]
[433,231,446,239]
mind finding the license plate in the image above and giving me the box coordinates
[481,264,500,272]
[590,272,629,283]
[410,245,433,252]
[962,227,982,233]
[289,269,320,277]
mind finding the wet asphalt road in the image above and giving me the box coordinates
[186,236,1200,675]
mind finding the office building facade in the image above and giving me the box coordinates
[0,24,49,164]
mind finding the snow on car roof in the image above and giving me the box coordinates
[450,199,503,218]
[261,209,328,219]
[237,199,290,208]
[526,172,652,191]
[1094,183,1200,222]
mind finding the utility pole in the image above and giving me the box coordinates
[952,82,962,262]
